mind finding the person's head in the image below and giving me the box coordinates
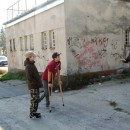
[25,51,36,61]
[52,52,61,62]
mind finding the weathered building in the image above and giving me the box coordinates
[4,0,130,75]
[0,47,3,55]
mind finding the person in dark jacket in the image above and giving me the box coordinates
[24,51,43,118]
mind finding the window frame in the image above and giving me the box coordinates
[20,37,23,51]
[41,32,47,50]
[30,34,34,50]
[24,36,28,51]
[9,39,13,52]
[49,30,55,49]
[13,39,16,51]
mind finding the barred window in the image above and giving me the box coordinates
[9,40,13,51]
[13,39,16,51]
[125,29,130,45]
[41,32,47,50]
[30,34,34,50]
[20,37,23,51]
[24,36,28,51]
[49,30,55,49]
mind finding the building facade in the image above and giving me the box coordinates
[4,0,130,75]
[0,47,3,55]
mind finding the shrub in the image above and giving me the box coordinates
[53,72,99,91]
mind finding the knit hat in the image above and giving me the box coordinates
[25,51,37,58]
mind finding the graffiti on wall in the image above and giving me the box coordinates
[67,37,82,49]
[77,36,109,70]
[67,35,123,71]
[110,41,123,60]
[36,51,49,71]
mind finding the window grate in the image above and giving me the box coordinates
[41,32,47,50]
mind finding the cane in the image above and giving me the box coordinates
[49,86,52,112]
[59,83,64,106]
[48,73,53,113]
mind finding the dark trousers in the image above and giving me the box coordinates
[43,80,49,105]
[38,80,50,105]
[30,89,39,114]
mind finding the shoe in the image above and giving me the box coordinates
[55,90,59,93]
[30,113,41,118]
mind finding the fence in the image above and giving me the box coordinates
[7,0,51,21]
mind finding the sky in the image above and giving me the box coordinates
[0,0,17,28]
[0,0,45,29]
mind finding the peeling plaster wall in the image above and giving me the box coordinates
[64,0,130,74]
[6,3,67,75]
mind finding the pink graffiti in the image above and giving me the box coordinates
[75,36,110,70]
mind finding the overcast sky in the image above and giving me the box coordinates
[0,0,45,29]
[0,0,17,28]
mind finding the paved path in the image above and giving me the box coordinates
[0,78,130,130]
[0,80,28,99]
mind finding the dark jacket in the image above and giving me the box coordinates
[24,59,42,90]
[123,53,130,63]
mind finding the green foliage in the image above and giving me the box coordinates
[109,101,117,108]
[0,71,26,81]
[109,101,124,112]
[53,72,98,91]
[114,108,123,112]
[0,28,6,55]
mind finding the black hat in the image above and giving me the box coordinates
[52,52,60,59]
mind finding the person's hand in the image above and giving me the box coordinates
[48,83,53,88]
[120,58,126,62]
[58,80,62,86]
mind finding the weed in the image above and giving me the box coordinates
[114,107,123,112]
[109,101,117,108]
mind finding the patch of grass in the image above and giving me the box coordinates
[128,113,130,115]
[0,71,26,81]
[109,101,118,108]
[114,107,123,112]
[109,101,125,113]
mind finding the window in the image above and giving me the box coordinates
[13,39,16,51]
[49,30,55,49]
[9,40,12,51]
[24,36,28,51]
[41,32,47,49]
[20,37,23,51]
[125,29,130,45]
[30,34,34,50]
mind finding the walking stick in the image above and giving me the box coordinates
[59,83,64,106]
[48,73,53,113]
[48,73,64,112]
[49,86,52,112]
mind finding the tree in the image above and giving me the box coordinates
[0,28,6,55]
